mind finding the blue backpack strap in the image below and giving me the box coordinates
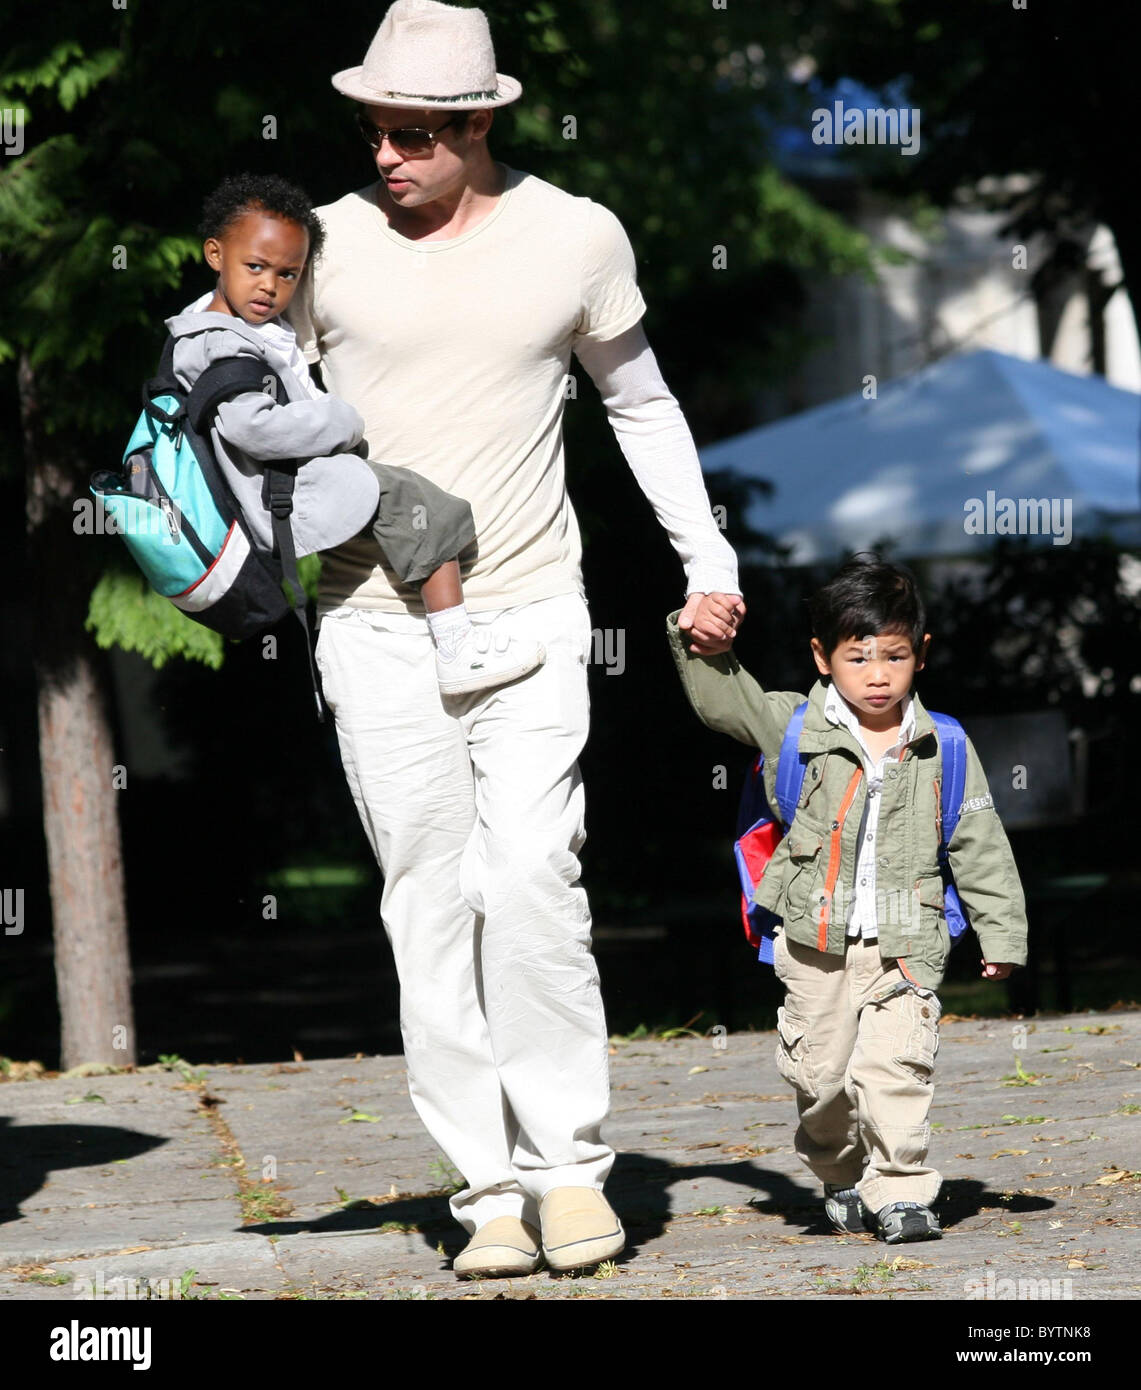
[742,702,807,967]
[773,702,809,828]
[929,712,969,939]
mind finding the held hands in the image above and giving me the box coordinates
[981,961,1015,980]
[678,591,746,655]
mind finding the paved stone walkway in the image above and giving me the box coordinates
[1,1010,1138,1301]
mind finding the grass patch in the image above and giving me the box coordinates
[263,865,371,890]
[1001,1058,1049,1087]
[427,1156,465,1196]
[610,1012,709,1043]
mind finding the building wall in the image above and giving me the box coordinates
[765,192,1141,423]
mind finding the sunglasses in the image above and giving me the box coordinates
[355,112,460,156]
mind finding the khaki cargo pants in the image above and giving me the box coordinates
[772,929,942,1214]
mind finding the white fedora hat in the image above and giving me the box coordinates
[332,0,522,109]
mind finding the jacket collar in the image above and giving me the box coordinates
[162,304,312,404]
[797,679,938,759]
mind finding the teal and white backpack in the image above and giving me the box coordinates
[90,334,323,715]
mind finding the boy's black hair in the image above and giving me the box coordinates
[198,173,325,261]
[808,553,927,656]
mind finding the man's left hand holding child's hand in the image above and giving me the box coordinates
[679,591,746,654]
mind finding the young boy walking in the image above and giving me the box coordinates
[668,555,1028,1243]
[168,172,543,696]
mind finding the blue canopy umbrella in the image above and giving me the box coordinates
[701,349,1141,563]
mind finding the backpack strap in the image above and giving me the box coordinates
[929,712,967,846]
[185,355,277,435]
[929,711,969,938]
[141,335,185,431]
[142,334,178,403]
[187,352,326,723]
[262,465,325,722]
[773,702,809,827]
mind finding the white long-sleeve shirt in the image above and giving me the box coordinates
[574,324,740,598]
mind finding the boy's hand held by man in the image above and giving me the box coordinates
[981,961,1015,980]
[678,591,746,654]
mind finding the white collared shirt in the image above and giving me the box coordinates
[186,291,325,402]
[823,684,916,940]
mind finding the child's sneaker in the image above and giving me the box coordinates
[823,1184,871,1234]
[872,1201,942,1244]
[436,624,545,696]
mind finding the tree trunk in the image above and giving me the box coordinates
[20,353,136,1069]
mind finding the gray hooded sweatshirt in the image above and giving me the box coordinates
[163,306,380,558]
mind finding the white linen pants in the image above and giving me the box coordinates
[313,591,613,1233]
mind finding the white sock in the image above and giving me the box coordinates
[427,602,472,659]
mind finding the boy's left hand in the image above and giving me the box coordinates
[679,591,746,654]
[981,961,1015,980]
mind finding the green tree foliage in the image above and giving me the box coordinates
[1,1,874,669]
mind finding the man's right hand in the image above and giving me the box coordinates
[678,591,746,655]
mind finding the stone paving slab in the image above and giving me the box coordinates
[0,1012,1137,1301]
[0,1070,240,1268]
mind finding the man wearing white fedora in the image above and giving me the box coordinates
[290,0,744,1277]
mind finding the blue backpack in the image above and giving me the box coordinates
[90,334,323,717]
[734,703,970,964]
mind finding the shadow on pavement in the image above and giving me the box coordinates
[0,1115,167,1226]
[238,1153,1056,1269]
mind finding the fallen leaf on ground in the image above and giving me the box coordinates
[989,1149,1029,1158]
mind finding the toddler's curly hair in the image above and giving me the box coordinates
[198,173,325,261]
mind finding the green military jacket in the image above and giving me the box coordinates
[667,612,1028,989]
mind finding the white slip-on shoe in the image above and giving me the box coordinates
[539,1187,625,1273]
[452,1216,544,1278]
[436,625,545,697]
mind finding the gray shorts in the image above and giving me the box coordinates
[367,462,476,587]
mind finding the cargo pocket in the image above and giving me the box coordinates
[914,873,949,937]
[892,990,941,1085]
[774,1004,816,1094]
[771,927,788,980]
[782,827,823,920]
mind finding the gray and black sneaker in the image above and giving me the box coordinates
[823,1184,870,1234]
[873,1201,942,1244]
